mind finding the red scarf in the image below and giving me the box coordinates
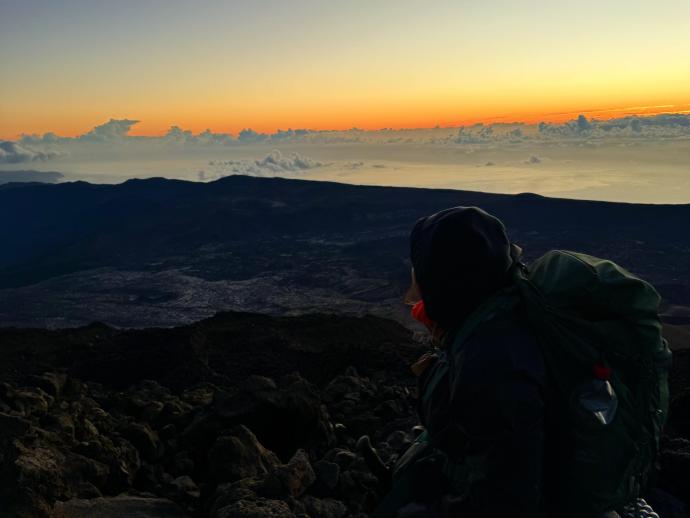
[411,300,435,329]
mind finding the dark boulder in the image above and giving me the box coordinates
[207,425,280,484]
[52,495,189,518]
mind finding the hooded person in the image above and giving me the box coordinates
[374,206,551,518]
[409,206,517,331]
[372,206,665,518]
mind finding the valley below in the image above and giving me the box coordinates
[1,175,689,330]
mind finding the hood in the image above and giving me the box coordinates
[409,206,515,329]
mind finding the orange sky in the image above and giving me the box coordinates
[3,99,689,141]
[2,1,690,140]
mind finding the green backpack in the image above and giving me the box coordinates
[515,250,672,516]
[373,250,672,517]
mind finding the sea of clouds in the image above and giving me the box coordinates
[2,114,689,203]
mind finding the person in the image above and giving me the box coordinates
[373,206,661,518]
[398,206,547,517]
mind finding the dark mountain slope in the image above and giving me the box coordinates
[1,175,689,328]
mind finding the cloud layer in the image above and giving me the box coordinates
[202,150,323,180]
[6,113,689,163]
[3,114,689,204]
[0,141,62,164]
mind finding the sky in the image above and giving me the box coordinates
[1,1,689,204]
[1,0,690,138]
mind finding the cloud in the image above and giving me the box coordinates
[18,119,139,146]
[576,114,593,132]
[204,150,324,180]
[4,113,690,174]
[430,113,690,144]
[164,126,196,143]
[256,149,322,171]
[12,112,690,152]
[537,113,690,139]
[196,129,234,145]
[0,141,62,163]
[80,119,139,141]
[454,124,495,144]
[163,127,312,145]
[19,132,62,145]
[270,128,312,140]
[238,128,268,143]
[345,161,365,169]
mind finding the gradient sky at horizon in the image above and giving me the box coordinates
[1,0,690,139]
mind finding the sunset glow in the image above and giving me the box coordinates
[2,0,689,139]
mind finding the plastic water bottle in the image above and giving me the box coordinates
[573,375,618,427]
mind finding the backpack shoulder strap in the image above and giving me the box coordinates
[421,287,519,406]
[372,288,520,518]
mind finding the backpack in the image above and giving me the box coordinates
[373,250,671,518]
[515,250,672,516]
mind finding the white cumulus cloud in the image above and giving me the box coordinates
[201,150,324,180]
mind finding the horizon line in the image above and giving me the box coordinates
[4,103,690,141]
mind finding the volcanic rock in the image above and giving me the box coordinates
[214,498,295,518]
[52,495,188,517]
[0,311,686,516]
[271,449,316,498]
[207,425,280,484]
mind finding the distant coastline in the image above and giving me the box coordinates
[0,169,64,184]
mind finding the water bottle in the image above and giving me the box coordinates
[572,363,618,427]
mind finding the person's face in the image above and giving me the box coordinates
[405,267,421,305]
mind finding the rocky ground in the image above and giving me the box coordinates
[0,311,688,517]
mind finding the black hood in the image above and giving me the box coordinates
[410,206,515,329]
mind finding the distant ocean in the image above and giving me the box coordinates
[4,124,689,204]
[2,142,690,204]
